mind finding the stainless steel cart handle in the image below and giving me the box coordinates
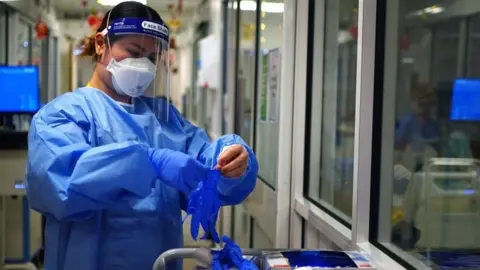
[153,248,197,270]
[152,248,263,270]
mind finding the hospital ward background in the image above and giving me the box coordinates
[1,0,480,269]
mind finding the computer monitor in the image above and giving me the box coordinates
[450,79,480,121]
[0,66,39,113]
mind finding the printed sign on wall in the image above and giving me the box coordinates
[267,49,281,123]
[259,53,269,122]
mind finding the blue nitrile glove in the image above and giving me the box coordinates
[211,235,259,270]
[148,148,209,194]
[184,169,222,243]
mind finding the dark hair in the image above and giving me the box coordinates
[82,1,164,61]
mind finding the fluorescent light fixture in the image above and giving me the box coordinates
[233,0,284,13]
[412,5,444,16]
[97,0,146,6]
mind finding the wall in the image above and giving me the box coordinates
[1,0,61,264]
[170,29,194,111]
[3,0,60,32]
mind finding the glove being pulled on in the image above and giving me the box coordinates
[184,169,222,243]
[148,148,209,194]
[211,235,259,270]
[183,169,259,270]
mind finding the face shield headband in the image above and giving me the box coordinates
[101,17,169,43]
[101,17,172,121]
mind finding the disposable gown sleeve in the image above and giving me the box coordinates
[175,110,258,206]
[26,110,157,221]
[395,113,414,147]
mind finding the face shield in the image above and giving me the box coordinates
[101,12,171,120]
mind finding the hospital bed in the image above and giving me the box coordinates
[400,158,480,268]
[403,158,480,249]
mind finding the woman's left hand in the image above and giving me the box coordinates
[215,144,249,178]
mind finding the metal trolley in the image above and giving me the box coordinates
[152,248,380,270]
[153,248,263,270]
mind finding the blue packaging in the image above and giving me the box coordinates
[262,250,376,270]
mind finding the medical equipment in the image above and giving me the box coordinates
[0,66,39,113]
[0,151,41,270]
[450,79,480,121]
[403,158,480,250]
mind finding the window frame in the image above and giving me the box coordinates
[369,1,480,269]
[0,3,9,65]
[290,0,354,250]
[229,0,254,246]
[252,0,287,189]
[229,0,298,249]
[302,0,358,228]
[291,0,411,268]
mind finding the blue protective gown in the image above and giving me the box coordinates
[395,112,440,152]
[25,87,258,270]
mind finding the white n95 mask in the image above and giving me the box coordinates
[106,57,157,98]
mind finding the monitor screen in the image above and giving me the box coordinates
[450,79,480,121]
[0,66,39,113]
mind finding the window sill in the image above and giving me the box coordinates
[294,197,351,250]
[356,242,409,270]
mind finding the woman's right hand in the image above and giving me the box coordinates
[148,148,208,193]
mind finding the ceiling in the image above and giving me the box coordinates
[54,0,199,14]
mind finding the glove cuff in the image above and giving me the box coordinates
[147,148,156,161]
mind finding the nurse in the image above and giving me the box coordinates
[395,88,440,171]
[25,2,258,270]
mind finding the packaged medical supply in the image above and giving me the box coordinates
[262,250,376,270]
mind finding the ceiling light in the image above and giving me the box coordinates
[233,0,284,13]
[422,5,444,14]
[97,0,146,6]
[409,5,444,17]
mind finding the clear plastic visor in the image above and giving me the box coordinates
[102,16,171,120]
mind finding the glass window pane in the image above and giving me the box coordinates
[237,0,257,145]
[233,204,251,248]
[380,0,480,267]
[252,219,273,249]
[0,8,6,64]
[225,0,239,133]
[307,0,359,221]
[255,0,284,188]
